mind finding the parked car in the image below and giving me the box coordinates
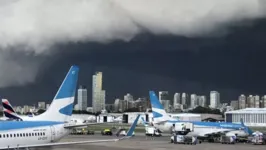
[71,128,87,135]
[101,129,113,136]
[87,130,95,135]
[117,129,135,136]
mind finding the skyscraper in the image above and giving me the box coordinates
[159,91,168,103]
[92,72,106,113]
[254,95,260,108]
[38,102,45,110]
[78,85,87,111]
[238,94,246,109]
[181,93,187,105]
[158,91,170,112]
[210,91,220,108]
[173,93,181,107]
[247,95,254,108]
[124,93,134,101]
[199,96,207,107]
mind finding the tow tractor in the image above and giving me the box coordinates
[170,122,199,145]
[220,133,236,144]
[251,131,266,145]
[171,131,198,145]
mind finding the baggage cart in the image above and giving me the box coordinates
[220,135,235,144]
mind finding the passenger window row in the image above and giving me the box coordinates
[0,132,45,138]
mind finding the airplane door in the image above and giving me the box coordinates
[50,126,56,142]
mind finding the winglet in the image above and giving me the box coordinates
[240,118,253,135]
[126,114,140,137]
[240,118,244,126]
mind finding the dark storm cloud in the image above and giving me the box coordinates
[1,0,266,88]
[1,19,266,106]
[1,0,266,105]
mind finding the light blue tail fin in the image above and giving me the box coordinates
[149,91,173,123]
[30,65,79,122]
[240,118,253,135]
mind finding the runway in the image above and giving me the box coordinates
[32,134,265,150]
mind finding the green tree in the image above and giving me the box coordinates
[37,109,46,114]
[124,107,140,112]
[189,106,221,114]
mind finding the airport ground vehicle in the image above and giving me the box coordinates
[117,129,135,136]
[145,127,162,137]
[71,128,86,135]
[220,135,236,144]
[71,128,95,135]
[170,130,198,145]
[101,129,113,136]
[251,132,266,145]
[235,136,249,143]
[87,130,95,135]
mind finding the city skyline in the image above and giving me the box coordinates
[7,90,266,115]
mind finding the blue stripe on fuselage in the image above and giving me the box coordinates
[0,121,64,131]
[166,120,243,130]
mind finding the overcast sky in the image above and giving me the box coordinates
[1,0,266,106]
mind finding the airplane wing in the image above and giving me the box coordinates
[197,128,232,137]
[64,122,119,128]
[0,114,140,150]
[153,120,168,125]
[0,138,120,149]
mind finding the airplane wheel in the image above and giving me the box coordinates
[170,140,173,143]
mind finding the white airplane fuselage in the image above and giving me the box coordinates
[0,122,70,148]
[153,121,248,137]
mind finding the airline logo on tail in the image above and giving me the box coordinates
[24,65,79,122]
[149,91,173,123]
[2,99,22,120]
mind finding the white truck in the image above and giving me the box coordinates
[145,126,162,137]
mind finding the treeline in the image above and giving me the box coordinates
[72,110,101,116]
[188,106,221,114]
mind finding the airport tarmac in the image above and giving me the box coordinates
[33,134,265,150]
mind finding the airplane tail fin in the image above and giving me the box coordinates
[30,65,79,122]
[149,91,173,123]
[240,118,253,135]
[2,99,22,120]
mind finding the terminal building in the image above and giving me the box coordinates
[95,112,223,124]
[225,108,266,127]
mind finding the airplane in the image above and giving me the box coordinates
[148,91,252,138]
[0,65,139,149]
